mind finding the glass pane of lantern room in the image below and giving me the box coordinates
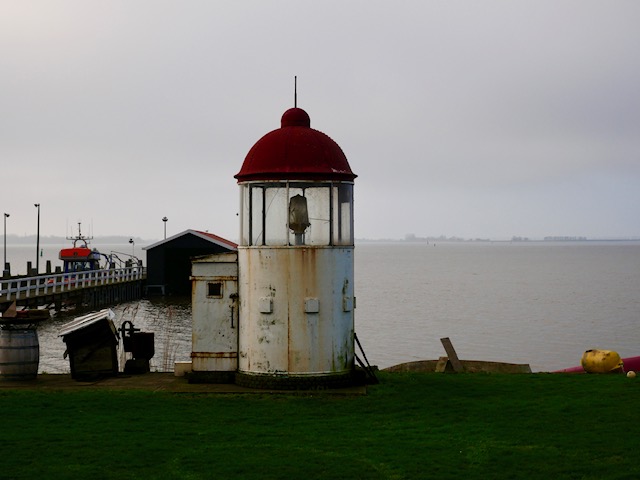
[240,185,250,245]
[264,185,289,245]
[250,186,264,245]
[296,186,330,246]
[332,184,353,245]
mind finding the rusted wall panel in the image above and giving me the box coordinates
[238,246,354,376]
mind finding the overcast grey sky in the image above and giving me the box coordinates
[2,1,639,242]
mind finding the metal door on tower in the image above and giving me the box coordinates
[190,252,238,372]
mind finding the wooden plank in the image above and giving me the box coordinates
[440,337,464,372]
[435,356,450,373]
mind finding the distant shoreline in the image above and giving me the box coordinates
[6,234,640,246]
[356,237,640,244]
[4,235,155,245]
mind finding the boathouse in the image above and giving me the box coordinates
[144,230,237,295]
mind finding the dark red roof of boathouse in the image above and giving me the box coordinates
[235,108,356,182]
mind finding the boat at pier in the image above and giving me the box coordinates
[59,223,107,273]
[1,224,146,313]
[58,223,139,274]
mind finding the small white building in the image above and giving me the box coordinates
[190,252,238,382]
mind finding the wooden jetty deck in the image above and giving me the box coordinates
[0,267,146,311]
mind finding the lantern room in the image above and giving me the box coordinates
[236,108,355,248]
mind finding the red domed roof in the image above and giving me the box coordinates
[235,108,356,182]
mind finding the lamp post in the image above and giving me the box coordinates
[162,216,168,239]
[3,213,9,276]
[129,238,135,257]
[34,203,40,274]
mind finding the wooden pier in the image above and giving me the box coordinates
[0,267,146,311]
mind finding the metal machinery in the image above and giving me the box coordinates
[120,320,155,374]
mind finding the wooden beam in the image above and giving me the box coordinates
[435,356,453,373]
[440,337,464,373]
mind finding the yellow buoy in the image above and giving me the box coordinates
[581,349,623,373]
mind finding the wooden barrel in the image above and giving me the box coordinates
[0,329,40,380]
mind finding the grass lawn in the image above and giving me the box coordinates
[1,372,638,479]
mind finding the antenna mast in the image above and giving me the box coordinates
[294,75,297,107]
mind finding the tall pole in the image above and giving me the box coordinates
[162,216,168,240]
[3,213,9,275]
[34,203,40,274]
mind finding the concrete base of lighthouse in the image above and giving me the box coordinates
[237,246,355,389]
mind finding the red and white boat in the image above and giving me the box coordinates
[59,223,107,273]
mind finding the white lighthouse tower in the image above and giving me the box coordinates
[234,107,357,389]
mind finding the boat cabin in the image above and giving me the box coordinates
[59,247,102,273]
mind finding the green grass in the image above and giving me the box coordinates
[1,372,639,479]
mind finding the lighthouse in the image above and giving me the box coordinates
[234,106,357,389]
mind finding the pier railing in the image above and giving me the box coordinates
[0,267,146,303]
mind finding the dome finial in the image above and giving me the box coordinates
[281,107,310,127]
[294,75,297,108]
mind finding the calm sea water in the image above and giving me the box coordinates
[4,241,639,373]
[353,241,639,372]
